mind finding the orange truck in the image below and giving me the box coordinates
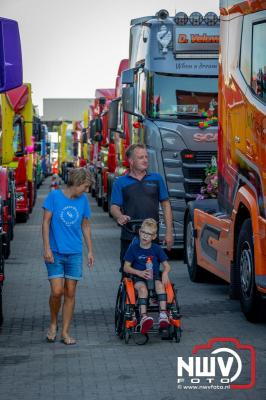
[184,0,266,321]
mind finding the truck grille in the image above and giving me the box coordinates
[183,168,206,180]
[181,151,217,164]
[181,151,217,197]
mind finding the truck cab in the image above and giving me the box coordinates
[121,10,219,247]
[184,0,266,321]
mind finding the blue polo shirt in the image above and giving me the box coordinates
[111,172,169,240]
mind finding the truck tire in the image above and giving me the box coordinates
[96,172,102,207]
[0,245,4,326]
[0,286,3,326]
[3,237,10,260]
[17,212,29,223]
[185,213,205,282]
[102,197,108,212]
[91,187,96,198]
[229,261,240,300]
[237,219,264,322]
[107,174,114,218]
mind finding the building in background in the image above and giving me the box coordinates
[42,98,94,129]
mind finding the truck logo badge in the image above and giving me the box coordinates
[157,25,172,54]
[193,133,218,142]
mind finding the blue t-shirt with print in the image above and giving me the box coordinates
[124,238,168,278]
[43,190,91,254]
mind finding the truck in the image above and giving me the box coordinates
[88,89,115,206]
[106,59,130,213]
[184,0,266,321]
[0,16,23,325]
[120,9,220,247]
[2,83,36,221]
[58,122,75,182]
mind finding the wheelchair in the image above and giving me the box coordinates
[114,220,181,345]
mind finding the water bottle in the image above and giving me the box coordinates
[146,257,154,290]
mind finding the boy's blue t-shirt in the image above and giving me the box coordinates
[43,190,91,254]
[124,238,168,277]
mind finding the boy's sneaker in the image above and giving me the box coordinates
[159,312,170,329]
[140,315,153,334]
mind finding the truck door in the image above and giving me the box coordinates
[245,15,266,215]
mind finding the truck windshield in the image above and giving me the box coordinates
[148,72,218,121]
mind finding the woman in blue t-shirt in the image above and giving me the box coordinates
[42,168,94,345]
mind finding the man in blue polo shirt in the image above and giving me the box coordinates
[111,143,173,270]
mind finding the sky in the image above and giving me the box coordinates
[2,0,219,115]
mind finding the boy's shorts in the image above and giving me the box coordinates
[133,274,161,285]
[45,252,83,280]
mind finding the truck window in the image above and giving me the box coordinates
[251,21,266,102]
[240,16,252,84]
[148,72,218,121]
[13,122,24,156]
[136,71,147,115]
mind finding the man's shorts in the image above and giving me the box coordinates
[45,252,83,280]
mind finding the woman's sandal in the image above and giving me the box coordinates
[46,327,57,343]
[60,336,76,345]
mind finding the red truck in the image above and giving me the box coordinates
[88,89,115,206]
[106,59,130,214]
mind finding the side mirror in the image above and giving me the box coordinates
[95,118,102,133]
[108,99,119,130]
[73,142,78,157]
[94,133,103,143]
[122,86,135,115]
[122,69,135,85]
[34,143,41,152]
[82,128,88,144]
[89,120,96,140]
[0,18,23,92]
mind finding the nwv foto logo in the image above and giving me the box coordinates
[177,338,256,390]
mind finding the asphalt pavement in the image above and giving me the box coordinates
[0,179,265,400]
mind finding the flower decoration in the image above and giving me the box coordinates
[196,156,218,200]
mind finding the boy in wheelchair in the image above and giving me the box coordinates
[123,218,171,335]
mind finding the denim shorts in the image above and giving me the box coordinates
[45,252,83,280]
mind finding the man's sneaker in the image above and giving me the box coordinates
[140,315,153,334]
[159,312,170,329]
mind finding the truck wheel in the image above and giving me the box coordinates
[17,212,29,223]
[97,195,102,207]
[0,285,3,326]
[237,219,264,321]
[3,238,10,260]
[96,173,102,207]
[102,198,108,212]
[185,213,205,282]
[0,248,4,326]
[107,174,114,218]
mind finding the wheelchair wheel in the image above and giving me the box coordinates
[173,326,181,343]
[125,329,130,344]
[115,283,126,339]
